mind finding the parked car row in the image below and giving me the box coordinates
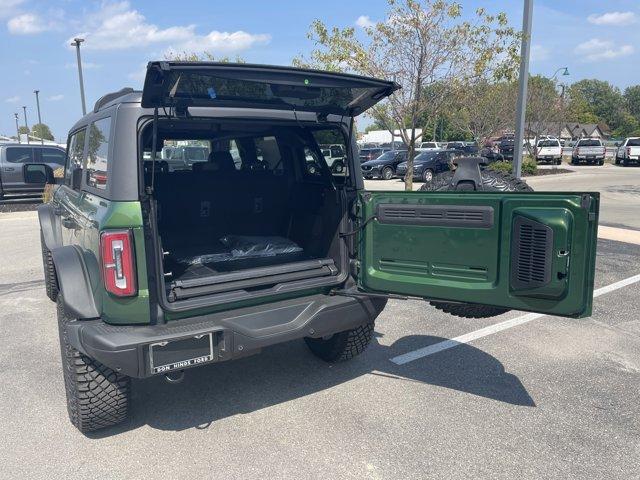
[360,135,640,182]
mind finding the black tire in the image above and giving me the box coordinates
[419,169,532,318]
[571,157,578,165]
[623,158,629,167]
[381,166,394,180]
[57,295,130,433]
[305,323,374,363]
[40,231,58,302]
[615,156,620,165]
[555,159,562,165]
[422,168,434,182]
[598,159,604,166]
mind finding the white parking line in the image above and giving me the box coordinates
[389,273,640,365]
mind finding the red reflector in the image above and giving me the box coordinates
[100,230,137,297]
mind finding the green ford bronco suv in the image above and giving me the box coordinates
[38,62,599,433]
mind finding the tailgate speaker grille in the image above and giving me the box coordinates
[511,216,553,290]
[377,204,494,228]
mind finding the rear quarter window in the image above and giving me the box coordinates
[85,117,111,190]
[65,128,87,187]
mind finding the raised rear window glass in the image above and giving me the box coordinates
[6,147,33,163]
[627,139,640,147]
[85,117,111,190]
[161,71,379,115]
[539,140,559,147]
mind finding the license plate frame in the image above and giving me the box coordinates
[149,333,214,374]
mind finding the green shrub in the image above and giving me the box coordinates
[487,159,537,176]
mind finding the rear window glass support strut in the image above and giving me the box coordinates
[146,106,159,195]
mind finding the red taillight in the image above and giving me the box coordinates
[628,147,632,156]
[101,230,137,297]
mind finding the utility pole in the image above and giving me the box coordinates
[22,105,29,144]
[71,38,87,115]
[14,113,20,143]
[34,89,43,144]
[513,0,533,178]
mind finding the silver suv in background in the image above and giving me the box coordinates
[0,143,66,198]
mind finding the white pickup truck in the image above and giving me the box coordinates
[571,138,605,166]
[535,138,562,165]
[615,137,640,166]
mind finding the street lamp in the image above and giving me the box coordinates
[551,68,570,140]
[513,0,533,178]
[33,89,43,144]
[14,113,20,144]
[70,37,87,115]
[551,67,570,80]
[22,105,29,144]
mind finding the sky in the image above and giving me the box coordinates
[0,0,638,140]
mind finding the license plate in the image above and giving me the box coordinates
[149,334,214,374]
[587,155,595,159]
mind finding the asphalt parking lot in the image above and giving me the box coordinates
[1,165,639,479]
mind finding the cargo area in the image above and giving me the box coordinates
[141,119,349,303]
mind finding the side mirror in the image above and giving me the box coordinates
[23,163,53,184]
[72,166,83,190]
[614,142,620,147]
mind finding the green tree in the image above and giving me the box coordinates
[294,0,520,190]
[18,126,29,135]
[446,80,516,144]
[624,85,640,121]
[31,123,54,141]
[568,79,625,130]
[164,50,244,62]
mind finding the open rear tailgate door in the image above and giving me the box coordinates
[141,61,399,116]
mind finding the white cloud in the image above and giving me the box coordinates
[7,13,47,34]
[5,95,20,103]
[68,1,270,53]
[48,94,64,101]
[171,31,271,55]
[574,38,635,61]
[355,15,374,28]
[587,11,637,26]
[0,0,25,19]
[530,44,550,62]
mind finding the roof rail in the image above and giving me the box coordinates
[93,87,135,113]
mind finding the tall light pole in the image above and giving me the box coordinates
[33,89,43,144]
[71,38,87,115]
[551,67,570,140]
[14,113,20,143]
[512,0,533,178]
[22,105,29,144]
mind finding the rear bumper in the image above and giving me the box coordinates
[66,294,386,378]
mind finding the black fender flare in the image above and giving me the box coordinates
[37,203,62,251]
[51,245,100,319]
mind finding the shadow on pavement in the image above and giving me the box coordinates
[90,332,534,437]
